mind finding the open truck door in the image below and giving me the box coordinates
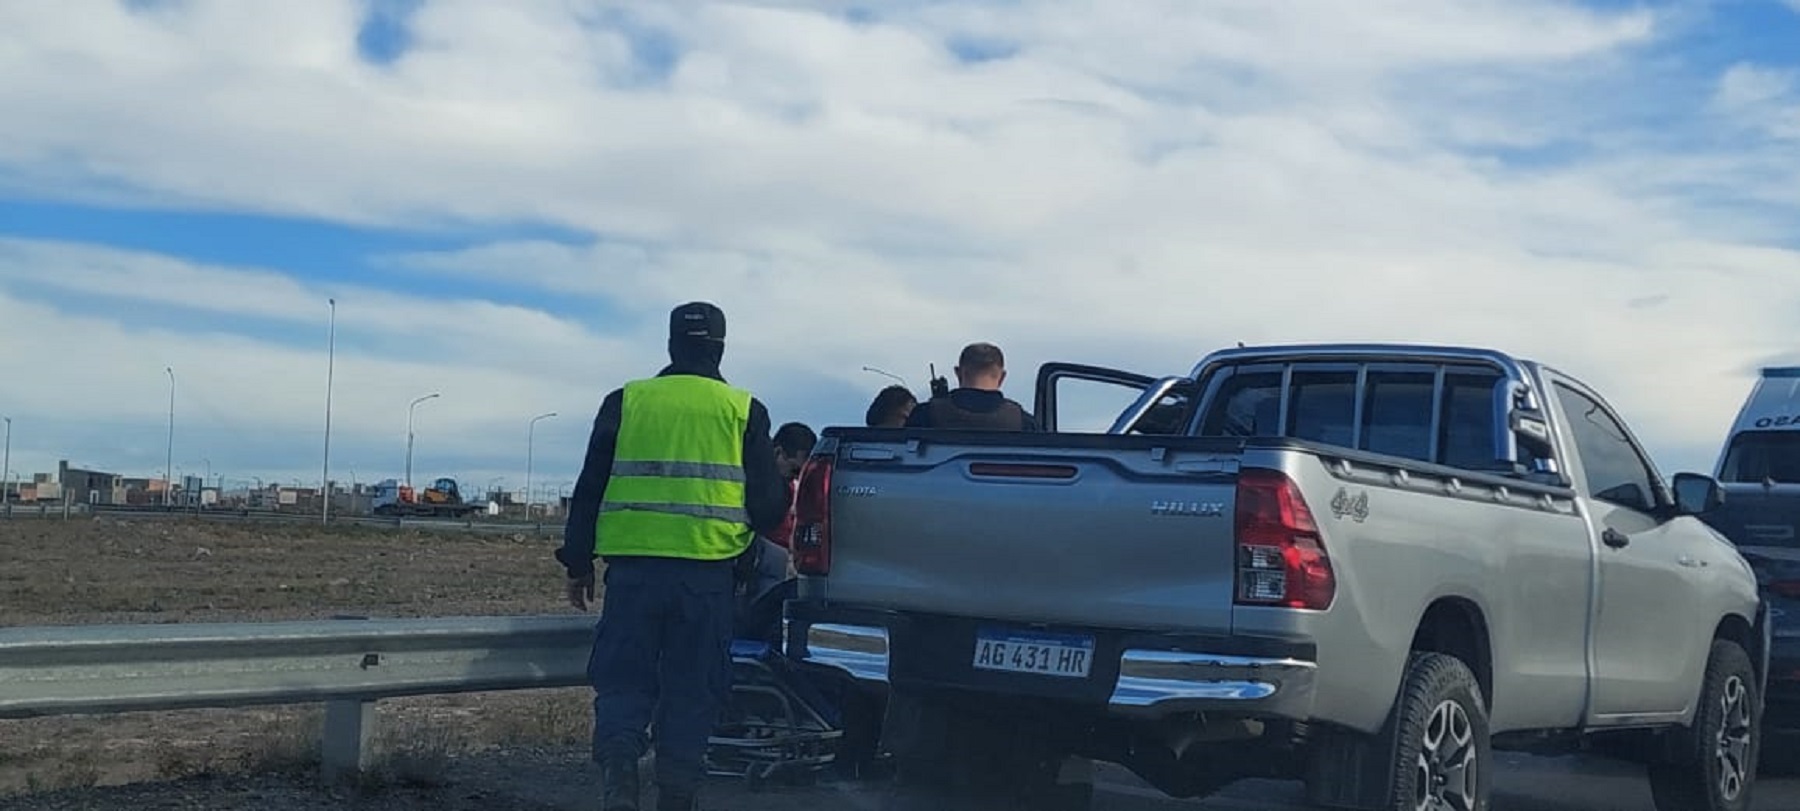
[1034,362,1199,435]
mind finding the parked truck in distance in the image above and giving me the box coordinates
[785,343,1769,811]
[1701,365,1800,771]
[371,477,481,519]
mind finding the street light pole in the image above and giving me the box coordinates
[861,365,908,388]
[322,298,336,525]
[405,392,440,488]
[525,411,557,519]
[2,416,10,507]
[164,367,175,508]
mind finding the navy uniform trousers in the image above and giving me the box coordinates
[587,556,736,793]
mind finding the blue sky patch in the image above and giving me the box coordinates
[0,199,591,290]
[946,35,1020,64]
[580,6,683,86]
[356,0,422,65]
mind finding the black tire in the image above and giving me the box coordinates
[1384,652,1492,811]
[1648,639,1760,811]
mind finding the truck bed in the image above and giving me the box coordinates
[813,429,1251,633]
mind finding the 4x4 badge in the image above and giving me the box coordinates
[1330,488,1370,523]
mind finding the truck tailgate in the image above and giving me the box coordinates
[820,435,1244,633]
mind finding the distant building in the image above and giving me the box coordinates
[58,461,122,506]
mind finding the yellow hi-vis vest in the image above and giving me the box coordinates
[594,375,756,561]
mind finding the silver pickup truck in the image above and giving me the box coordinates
[784,344,1770,811]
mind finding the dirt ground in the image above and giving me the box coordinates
[0,517,597,798]
[0,516,567,625]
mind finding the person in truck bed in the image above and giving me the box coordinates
[904,342,1039,431]
[865,384,918,428]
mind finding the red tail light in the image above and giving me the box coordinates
[1234,468,1335,610]
[792,454,834,576]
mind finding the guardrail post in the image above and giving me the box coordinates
[321,698,375,781]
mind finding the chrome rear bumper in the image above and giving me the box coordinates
[794,621,1315,718]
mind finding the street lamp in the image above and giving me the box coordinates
[163,367,175,507]
[322,297,336,525]
[525,411,557,519]
[2,416,11,507]
[183,458,212,482]
[405,392,441,488]
[861,366,908,388]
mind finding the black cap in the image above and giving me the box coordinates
[669,301,726,342]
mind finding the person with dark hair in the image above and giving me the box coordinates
[772,422,817,478]
[555,301,790,811]
[765,421,816,550]
[903,342,1039,431]
[865,384,918,428]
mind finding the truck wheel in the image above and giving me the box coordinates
[1385,652,1491,811]
[1647,639,1759,811]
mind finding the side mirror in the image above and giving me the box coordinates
[1672,472,1724,516]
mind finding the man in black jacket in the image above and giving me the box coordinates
[555,302,790,811]
[904,342,1039,431]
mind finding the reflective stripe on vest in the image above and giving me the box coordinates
[595,375,755,561]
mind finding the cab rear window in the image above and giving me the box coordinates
[1197,362,1535,472]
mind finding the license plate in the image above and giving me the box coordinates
[972,628,1095,678]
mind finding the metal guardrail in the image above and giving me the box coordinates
[0,502,88,519]
[0,614,595,778]
[29,504,558,535]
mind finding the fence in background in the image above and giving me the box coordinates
[0,502,87,520]
[0,502,555,536]
[0,614,596,779]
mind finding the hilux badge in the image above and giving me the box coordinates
[1150,500,1224,517]
[1330,488,1370,523]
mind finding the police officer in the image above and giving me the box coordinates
[904,342,1039,431]
[557,301,789,811]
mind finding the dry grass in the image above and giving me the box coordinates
[0,517,597,797]
[0,517,566,625]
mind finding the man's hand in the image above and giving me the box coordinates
[566,572,596,611]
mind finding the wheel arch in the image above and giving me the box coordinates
[1409,596,1495,714]
[1715,606,1769,700]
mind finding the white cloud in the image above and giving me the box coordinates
[0,0,1795,483]
[1712,62,1800,141]
[1715,63,1795,110]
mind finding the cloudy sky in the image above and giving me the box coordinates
[2,0,1799,496]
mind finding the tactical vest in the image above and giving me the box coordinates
[595,375,755,561]
[927,396,1027,431]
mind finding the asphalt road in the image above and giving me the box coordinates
[7,747,1795,810]
[703,754,1800,810]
